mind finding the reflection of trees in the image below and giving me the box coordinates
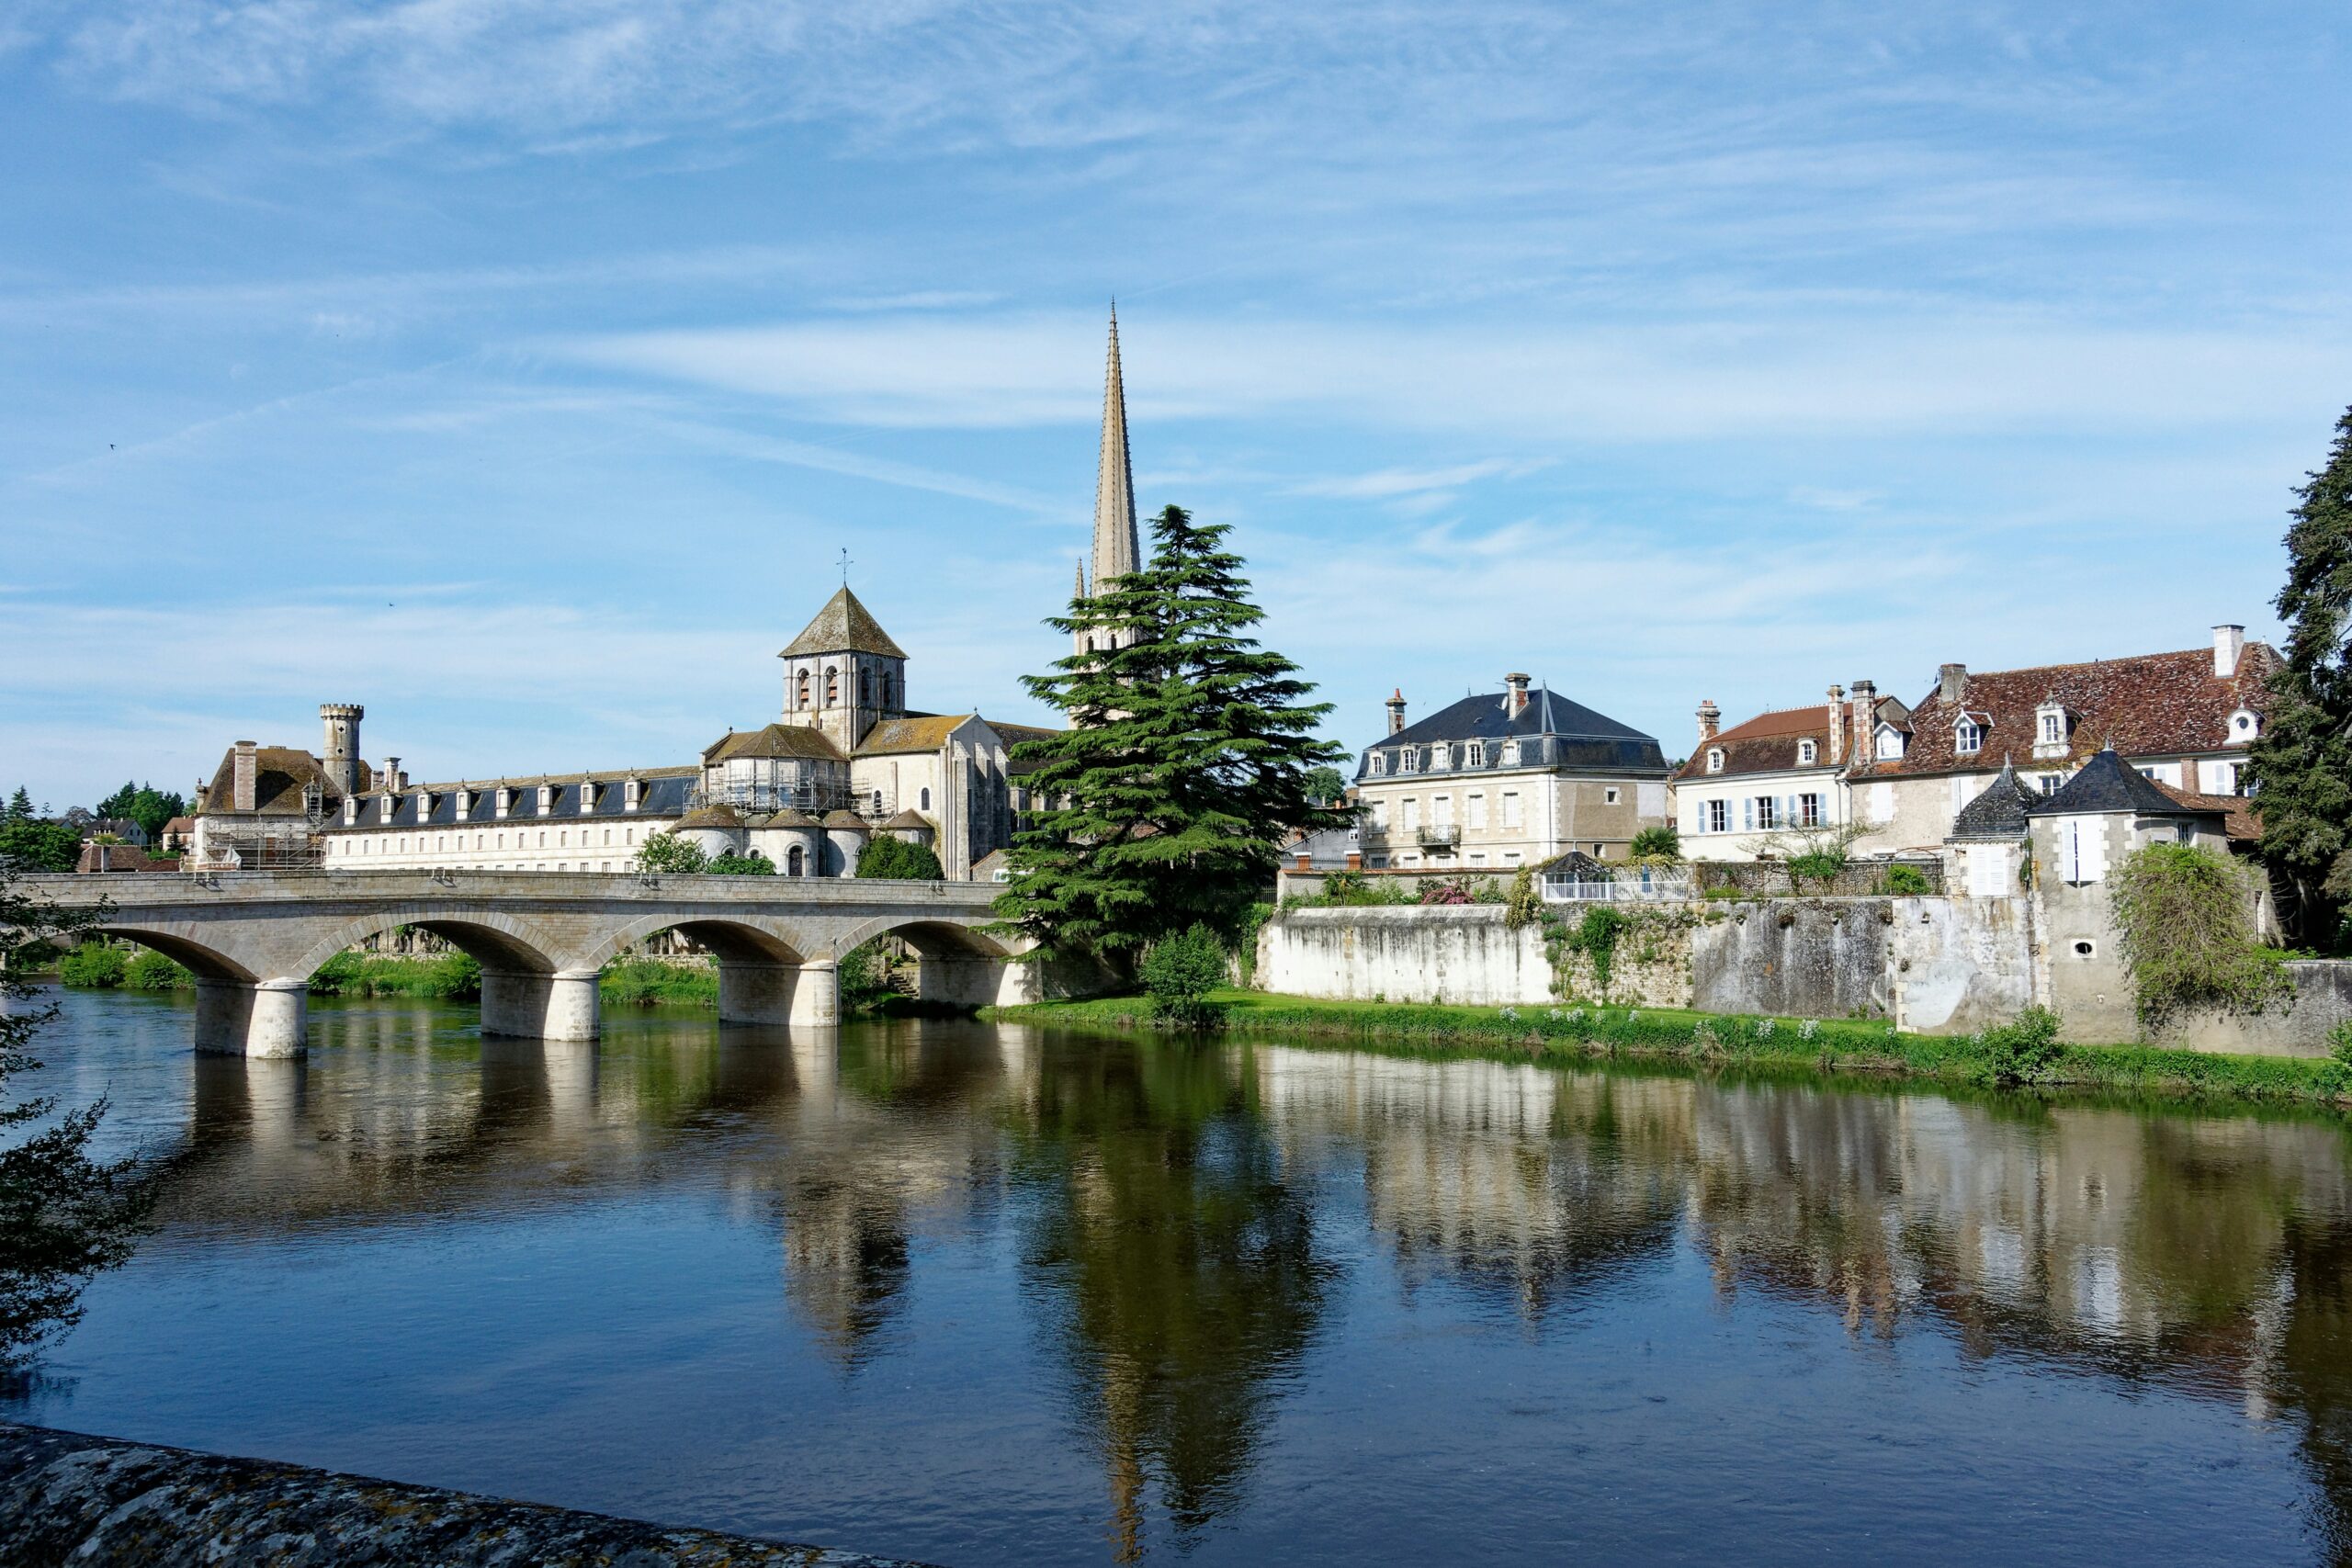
[1013,1041,1333,1563]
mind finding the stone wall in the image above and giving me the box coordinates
[2152,962,2352,1058]
[0,1421,933,1567]
[1256,906,1552,1006]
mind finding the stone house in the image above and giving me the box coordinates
[1844,625,2274,858]
[1670,684,1909,862]
[1351,674,1671,871]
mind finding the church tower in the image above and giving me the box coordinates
[1074,306,1141,659]
[779,585,909,756]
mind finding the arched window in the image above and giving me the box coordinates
[861,667,874,705]
[786,845,804,876]
[797,671,809,708]
[873,789,885,815]
[825,666,839,705]
[920,786,931,810]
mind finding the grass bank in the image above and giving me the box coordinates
[984,989,2349,1110]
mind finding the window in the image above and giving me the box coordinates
[2208,761,2240,795]
[1955,719,1984,754]
[1705,748,1724,773]
[1431,744,1450,770]
[1797,739,1816,765]
[1402,798,1420,831]
[1876,728,1905,761]
[2039,773,2064,795]
[1468,851,1487,864]
[1467,793,1487,829]
[1590,843,1603,856]
[873,790,885,815]
[559,830,568,847]
[1752,796,1780,830]
[1604,786,1621,806]
[1503,851,1521,863]
[1797,793,1822,827]
[1400,749,1419,773]
[537,831,547,847]
[920,787,932,811]
[1501,791,1523,829]
[1432,795,1453,826]
[1501,740,1520,765]
[603,829,611,845]
[1704,799,1729,834]
[797,671,810,708]
[825,666,839,705]
[1464,742,1484,767]
[2041,712,2063,744]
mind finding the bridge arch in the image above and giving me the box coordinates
[579,913,812,975]
[86,924,256,983]
[288,909,571,984]
[824,912,1012,964]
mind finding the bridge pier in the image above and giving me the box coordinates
[480,969,601,1043]
[193,977,308,1058]
[712,960,839,1027]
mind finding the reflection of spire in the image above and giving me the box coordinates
[1091,304,1138,589]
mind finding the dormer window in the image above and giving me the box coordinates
[343,796,359,826]
[537,784,555,816]
[625,777,643,812]
[579,781,598,813]
[1705,748,1724,773]
[2033,701,2074,759]
[1797,739,1816,766]
[1368,753,1385,777]
[379,795,397,824]
[1464,741,1484,768]
[1501,739,1520,766]
[1875,726,1906,761]
[456,788,473,821]
[1955,717,1985,755]
[1400,749,1419,774]
[2228,707,2259,744]
[495,787,513,819]
[1430,743,1450,770]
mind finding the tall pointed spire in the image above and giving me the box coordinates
[1091,303,1139,589]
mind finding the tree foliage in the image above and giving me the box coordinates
[1303,765,1347,806]
[857,837,944,880]
[1629,825,1681,863]
[92,783,186,844]
[633,831,708,874]
[1139,924,1228,1027]
[707,850,776,876]
[0,873,150,1369]
[0,819,79,874]
[994,504,1347,959]
[2110,841,2293,1032]
[2249,405,2352,944]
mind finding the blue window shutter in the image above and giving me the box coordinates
[1742,798,1752,830]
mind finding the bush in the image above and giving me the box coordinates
[1982,1006,2065,1087]
[59,944,127,988]
[1417,878,1475,906]
[857,837,944,880]
[1140,924,1227,1027]
[1559,905,1633,997]
[2110,841,2292,1032]
[707,850,775,876]
[1629,826,1681,862]
[1880,863,1931,896]
[124,951,193,991]
[1503,866,1544,930]
[2324,1021,2352,1099]
[635,831,708,874]
[838,940,899,1012]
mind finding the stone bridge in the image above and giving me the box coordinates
[26,871,1080,1056]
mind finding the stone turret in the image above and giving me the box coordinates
[320,704,363,798]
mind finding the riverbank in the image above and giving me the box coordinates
[985,989,2351,1109]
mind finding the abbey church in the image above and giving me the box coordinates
[188,312,1147,883]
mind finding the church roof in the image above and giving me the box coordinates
[821,810,870,831]
[780,587,907,660]
[882,809,933,830]
[1948,763,2041,840]
[762,807,821,829]
[703,723,847,763]
[856,715,978,756]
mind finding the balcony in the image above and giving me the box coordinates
[1415,823,1461,848]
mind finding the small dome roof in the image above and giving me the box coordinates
[674,804,743,829]
[821,809,870,831]
[882,809,933,830]
[762,807,820,829]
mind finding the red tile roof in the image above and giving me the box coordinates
[1849,643,2276,782]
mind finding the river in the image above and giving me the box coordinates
[6,987,2351,1564]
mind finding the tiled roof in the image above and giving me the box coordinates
[675,805,745,829]
[198,746,356,818]
[821,810,870,830]
[780,587,907,660]
[881,809,933,830]
[762,807,821,829]
[2156,785,2261,842]
[1852,642,2276,781]
[1948,765,2041,840]
[76,841,171,873]
[1674,705,1836,782]
[1361,688,1668,777]
[856,715,977,755]
[704,724,847,763]
[2025,749,2219,818]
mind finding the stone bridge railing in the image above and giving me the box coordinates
[22,871,1085,1056]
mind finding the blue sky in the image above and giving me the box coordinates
[4,2,2348,807]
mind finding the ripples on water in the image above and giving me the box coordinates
[9,987,2352,1565]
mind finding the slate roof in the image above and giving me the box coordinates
[1361,688,1668,778]
[855,715,977,756]
[703,724,847,763]
[322,768,697,832]
[1851,642,2276,781]
[198,746,364,818]
[780,587,907,660]
[1947,764,2042,840]
[2024,749,2221,819]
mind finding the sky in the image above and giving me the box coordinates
[3,1,2349,808]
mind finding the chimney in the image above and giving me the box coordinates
[1938,663,1967,705]
[1504,672,1531,718]
[1826,684,1845,765]
[232,741,258,813]
[1849,679,1877,763]
[1295,851,1312,872]
[1695,698,1721,746]
[2213,624,2245,679]
[386,757,402,794]
[1385,688,1408,736]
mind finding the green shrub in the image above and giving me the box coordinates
[634,831,708,874]
[2110,841,2292,1032]
[1982,1006,2065,1087]
[2322,1021,2352,1098]
[838,940,899,1012]
[600,959,716,1009]
[1629,826,1681,862]
[124,951,194,990]
[307,950,481,998]
[1561,905,1632,997]
[1503,866,1544,930]
[1140,924,1227,1027]
[59,944,127,988]
[707,851,775,875]
[1880,863,1931,896]
[857,837,944,880]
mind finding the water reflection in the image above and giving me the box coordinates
[38,992,2352,1563]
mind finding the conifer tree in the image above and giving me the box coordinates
[996,505,1346,960]
[4,790,29,825]
[2250,405,2352,944]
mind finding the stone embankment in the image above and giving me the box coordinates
[0,1421,936,1567]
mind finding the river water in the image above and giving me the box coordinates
[7,987,2352,1565]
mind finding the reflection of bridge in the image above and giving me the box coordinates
[28,871,1082,1055]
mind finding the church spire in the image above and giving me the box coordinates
[1091,303,1139,589]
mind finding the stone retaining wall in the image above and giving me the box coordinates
[0,1421,934,1567]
